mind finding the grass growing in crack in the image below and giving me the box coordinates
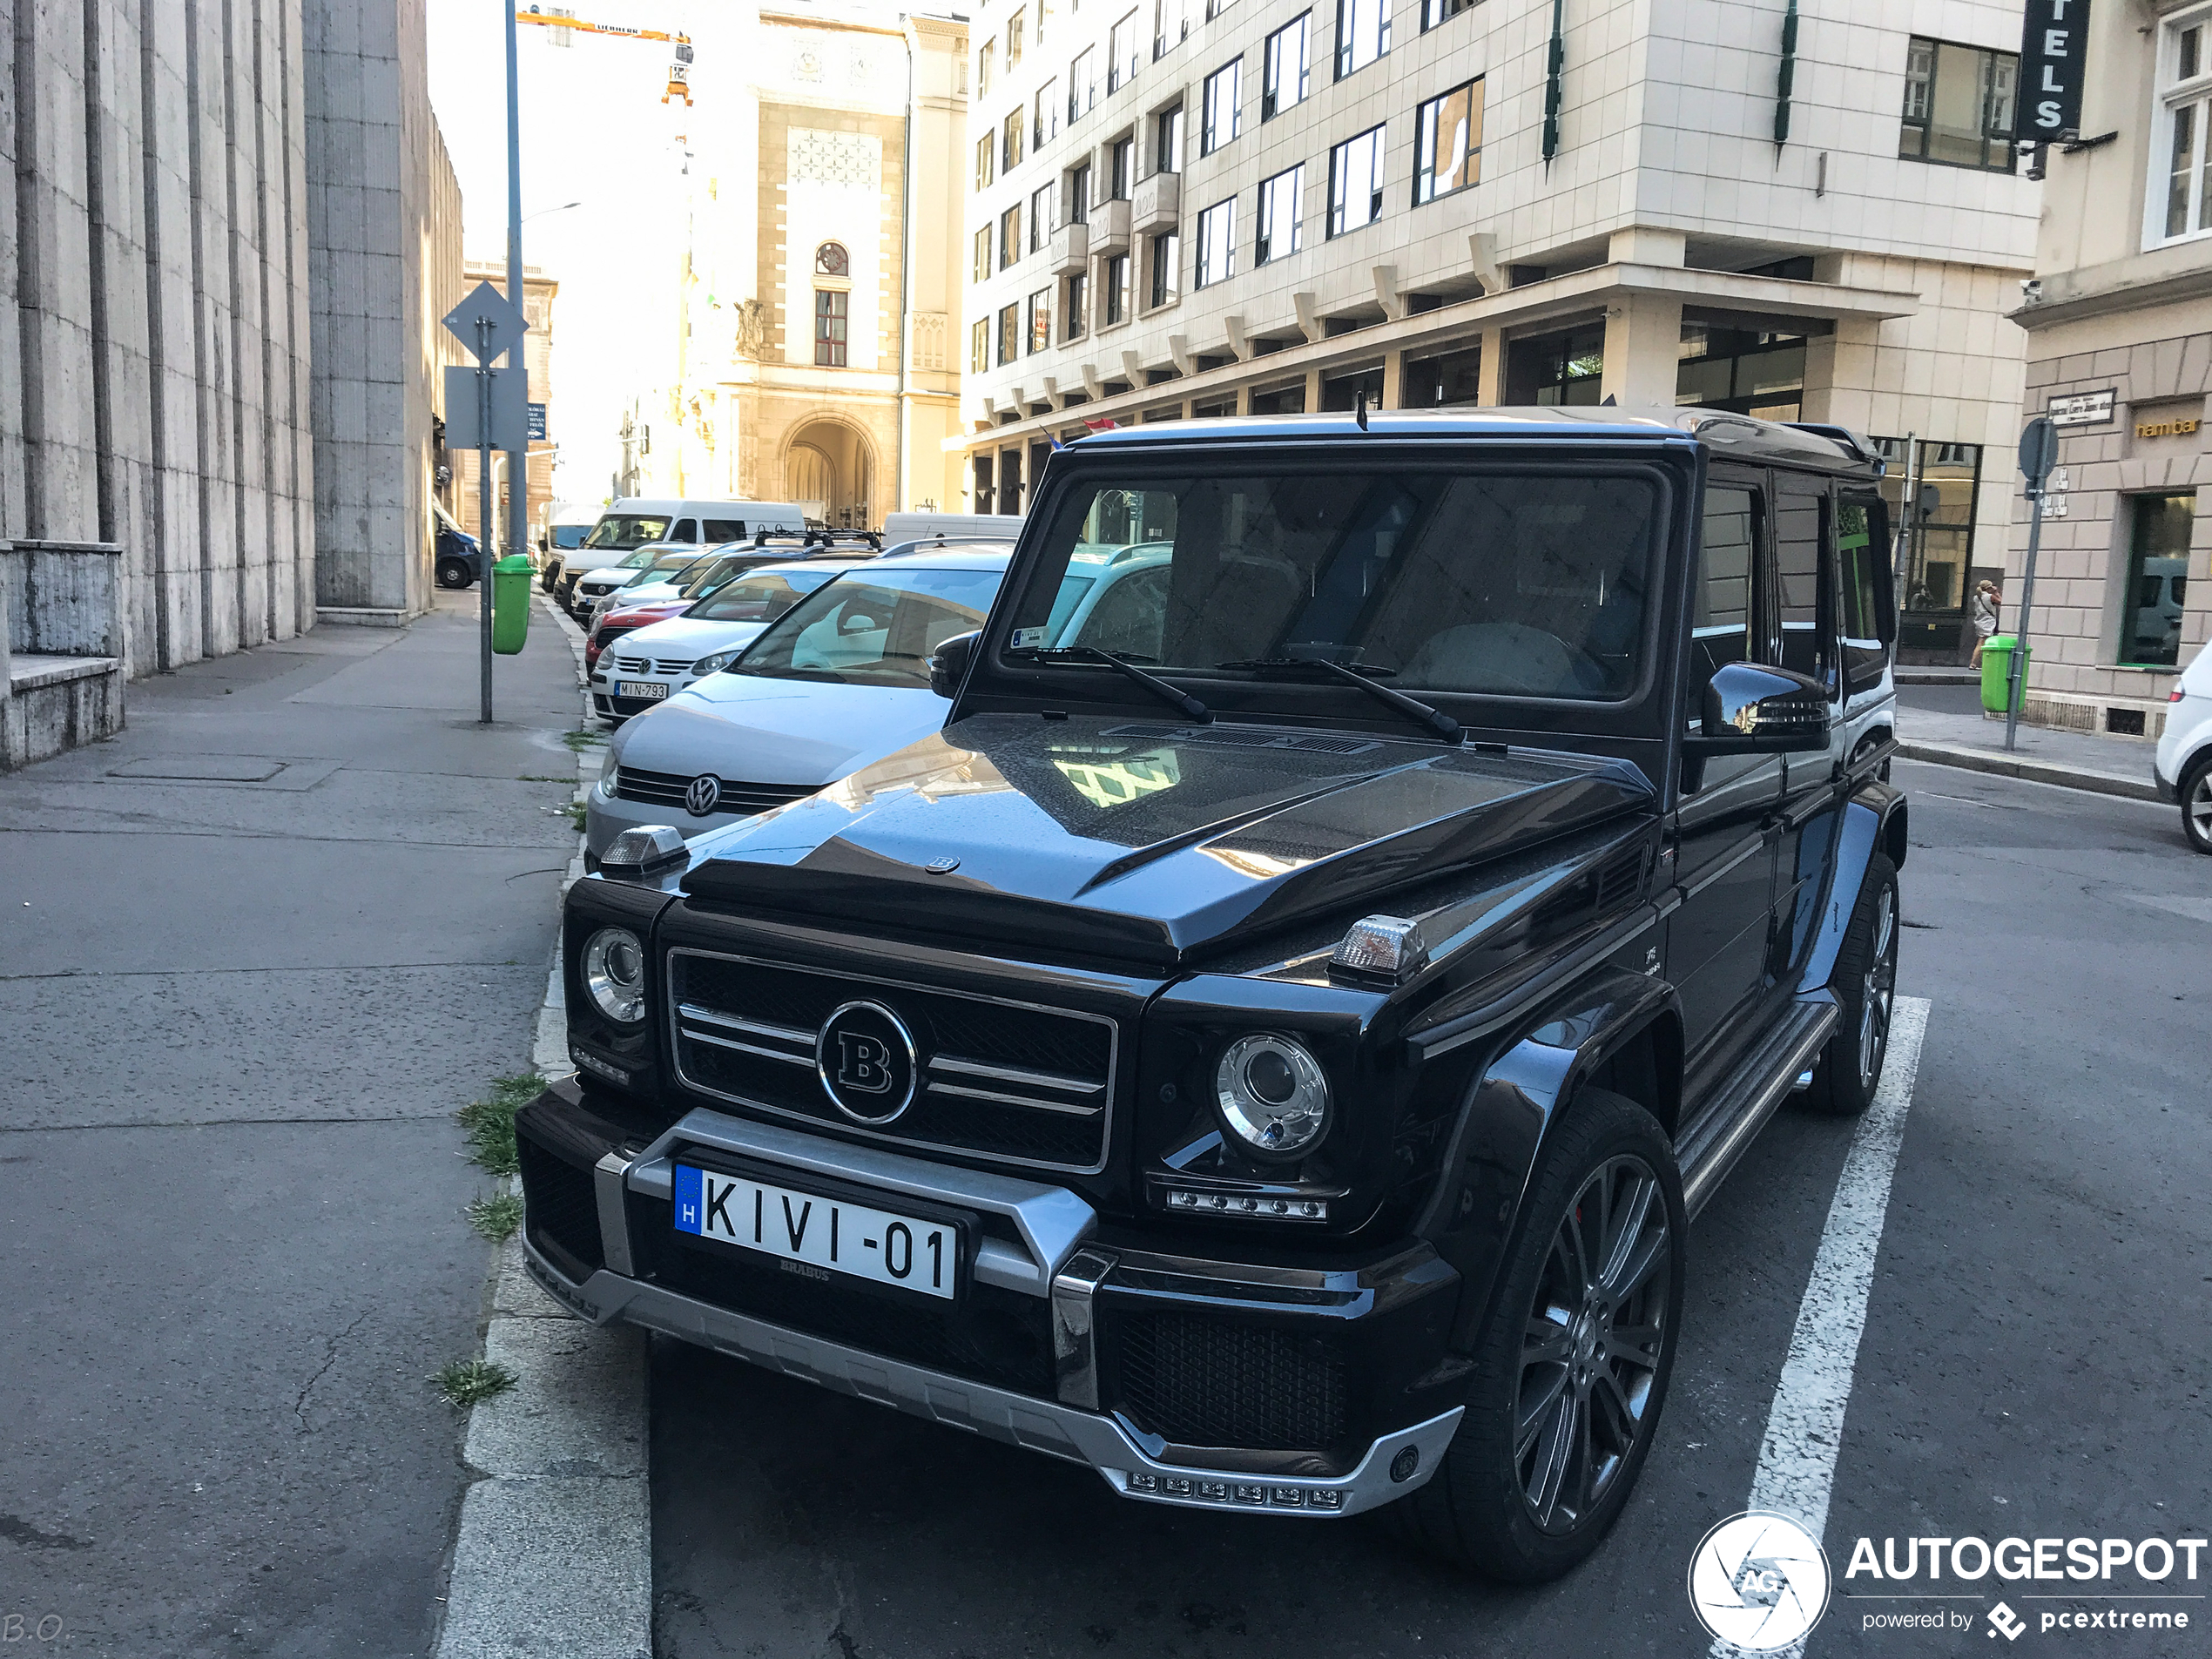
[562,727,607,753]
[467,1191,524,1243]
[517,772,570,783]
[565,801,588,833]
[434,1358,517,1409]
[457,1074,543,1177]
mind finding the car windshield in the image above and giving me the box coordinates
[1001,470,1659,700]
[736,566,1008,688]
[583,515,671,551]
[624,554,701,585]
[688,568,840,624]
[672,556,743,594]
[550,525,590,549]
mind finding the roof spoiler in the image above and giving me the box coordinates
[1784,422,1885,475]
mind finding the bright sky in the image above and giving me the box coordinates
[427,3,708,505]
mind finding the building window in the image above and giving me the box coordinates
[974,226,993,282]
[1675,320,1808,421]
[1067,161,1093,223]
[1037,0,1052,46]
[979,39,994,93]
[1201,59,1241,153]
[1873,437,1986,637]
[1505,324,1604,405]
[1065,272,1089,339]
[1205,0,1232,18]
[1153,0,1190,59]
[1110,136,1136,198]
[1335,0,1390,79]
[1031,185,1056,252]
[1149,229,1181,305]
[1262,15,1310,118]
[1070,47,1097,122]
[814,241,849,277]
[1406,341,1481,405]
[1105,253,1132,323]
[1155,104,1184,172]
[2159,18,2212,240]
[1195,196,1235,287]
[1250,381,1306,415]
[1003,108,1026,172]
[1256,165,1303,264]
[997,301,1021,365]
[1035,78,1061,148]
[1413,78,1482,203]
[1000,203,1023,269]
[1328,125,1386,236]
[1109,9,1141,91]
[813,290,848,367]
[2122,493,2194,666]
[975,134,995,190]
[971,317,991,373]
[1898,36,2017,172]
[1008,12,1025,67]
[1321,365,1382,411]
[1420,0,1474,30]
[1027,288,1054,354]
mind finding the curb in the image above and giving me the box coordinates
[433,597,651,1659]
[1894,739,2162,802]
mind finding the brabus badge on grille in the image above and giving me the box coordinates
[923,856,960,873]
[815,1000,921,1125]
[684,774,721,817]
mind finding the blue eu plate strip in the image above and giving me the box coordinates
[673,1163,704,1235]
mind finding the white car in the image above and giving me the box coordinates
[586,561,862,722]
[580,546,718,622]
[2155,643,2212,853]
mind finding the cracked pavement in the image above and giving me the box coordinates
[0,594,579,1656]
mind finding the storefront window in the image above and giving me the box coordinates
[1676,320,1810,421]
[1874,437,1987,654]
[2121,493,2195,666]
[1505,325,1603,406]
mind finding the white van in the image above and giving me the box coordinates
[559,498,807,608]
[880,510,1024,548]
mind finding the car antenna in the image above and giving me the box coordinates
[1353,388,1369,431]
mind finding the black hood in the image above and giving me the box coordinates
[679,714,1656,968]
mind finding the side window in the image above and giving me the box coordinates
[1691,484,1759,720]
[703,518,745,542]
[670,517,698,543]
[1836,494,1895,697]
[1774,480,1828,686]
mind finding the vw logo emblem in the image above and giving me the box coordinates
[814,1000,920,1125]
[684,774,722,817]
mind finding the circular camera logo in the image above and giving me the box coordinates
[1688,1511,1831,1651]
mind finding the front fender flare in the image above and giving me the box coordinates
[1796,779,1905,996]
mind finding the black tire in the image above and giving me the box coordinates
[2182,756,2212,855]
[435,558,474,590]
[1800,853,1899,1116]
[1386,1086,1685,1582]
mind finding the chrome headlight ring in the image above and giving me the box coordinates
[581,926,648,1024]
[1214,1033,1332,1160]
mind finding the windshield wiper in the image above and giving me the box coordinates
[1214,658,1462,745]
[1012,645,1211,725]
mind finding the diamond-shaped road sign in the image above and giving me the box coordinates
[442,280,529,363]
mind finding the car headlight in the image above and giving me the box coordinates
[581,926,648,1024]
[690,650,734,677]
[1214,1034,1331,1158]
[599,744,619,786]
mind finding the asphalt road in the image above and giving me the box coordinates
[0,594,580,1656]
[649,759,2212,1657]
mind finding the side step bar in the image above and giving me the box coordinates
[1676,996,1840,1217]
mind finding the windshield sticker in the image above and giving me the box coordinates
[1011,626,1048,649]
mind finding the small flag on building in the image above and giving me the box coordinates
[1083,417,1119,433]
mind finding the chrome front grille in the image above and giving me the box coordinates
[668,951,1116,1173]
[611,656,653,674]
[612,767,819,814]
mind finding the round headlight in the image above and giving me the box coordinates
[690,650,733,677]
[1214,1034,1331,1158]
[581,926,647,1024]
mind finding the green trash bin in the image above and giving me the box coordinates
[1979,633,2027,713]
[492,554,533,656]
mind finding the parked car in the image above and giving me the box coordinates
[583,540,896,682]
[586,562,860,722]
[523,407,1907,1582]
[433,505,482,590]
[540,501,601,594]
[2155,640,2212,853]
[581,549,720,624]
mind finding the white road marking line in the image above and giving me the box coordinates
[1710,995,1930,1659]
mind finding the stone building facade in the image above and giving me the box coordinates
[2008,0,2212,738]
[958,0,2039,629]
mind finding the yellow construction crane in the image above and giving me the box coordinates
[516,6,694,104]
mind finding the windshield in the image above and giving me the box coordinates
[624,553,702,585]
[583,514,671,551]
[688,568,840,624]
[550,525,590,550]
[1001,471,1658,700]
[737,566,1007,688]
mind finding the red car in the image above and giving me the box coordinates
[583,600,690,671]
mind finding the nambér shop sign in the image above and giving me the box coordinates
[2019,0,2090,140]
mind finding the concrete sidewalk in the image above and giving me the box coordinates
[0,592,580,1656]
[1895,700,2163,801]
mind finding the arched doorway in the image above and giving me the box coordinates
[782,419,875,528]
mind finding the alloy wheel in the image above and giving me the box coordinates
[1858,882,1898,1089]
[1515,1155,1675,1535]
[2189,771,2212,847]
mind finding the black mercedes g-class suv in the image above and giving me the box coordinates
[516,407,1906,1581]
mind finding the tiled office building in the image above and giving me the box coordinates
[957,0,2038,662]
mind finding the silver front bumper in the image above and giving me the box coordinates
[523,1236,1461,1519]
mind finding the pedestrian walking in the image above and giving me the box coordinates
[1968,579,2001,667]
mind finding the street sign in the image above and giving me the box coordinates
[2019,415,2059,487]
[2047,388,2114,427]
[2019,0,2090,141]
[441,280,529,364]
[527,401,547,442]
[442,365,529,451]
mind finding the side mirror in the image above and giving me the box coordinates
[1689,661,1831,754]
[929,630,979,699]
